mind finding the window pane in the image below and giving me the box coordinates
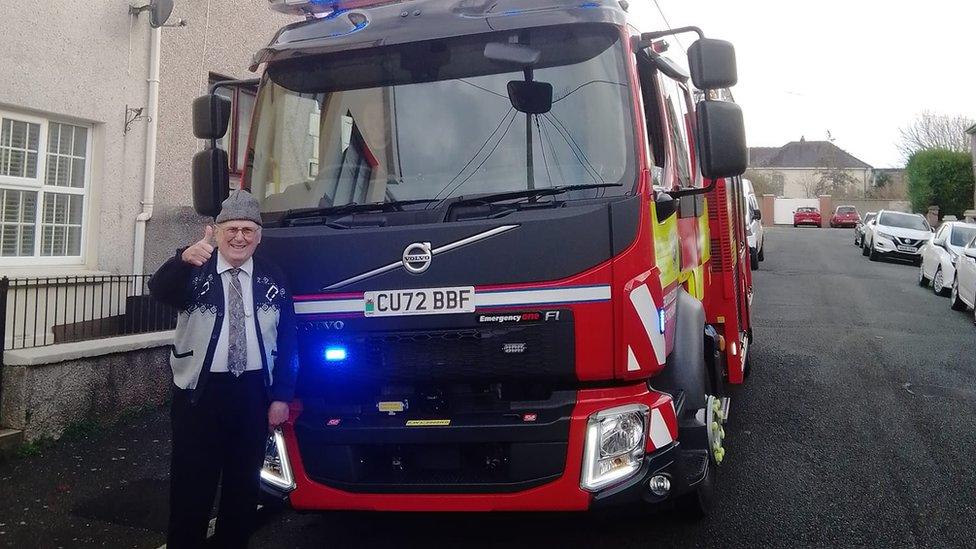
[26,151,38,178]
[2,189,18,221]
[48,122,60,153]
[43,192,56,223]
[21,224,35,255]
[71,157,85,187]
[40,225,53,255]
[22,190,36,222]
[55,194,67,224]
[8,150,24,176]
[0,117,41,178]
[66,226,81,255]
[0,225,15,256]
[73,126,88,156]
[57,124,73,154]
[0,189,38,256]
[28,123,39,151]
[68,194,83,224]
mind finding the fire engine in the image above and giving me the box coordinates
[189,0,753,515]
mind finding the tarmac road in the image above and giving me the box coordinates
[2,227,975,548]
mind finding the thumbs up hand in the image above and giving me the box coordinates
[181,225,216,266]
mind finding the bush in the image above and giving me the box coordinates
[905,149,974,218]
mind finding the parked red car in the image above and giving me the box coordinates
[794,207,822,227]
[830,205,861,228]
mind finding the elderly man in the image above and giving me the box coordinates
[150,190,297,548]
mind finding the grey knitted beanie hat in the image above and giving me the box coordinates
[215,190,262,226]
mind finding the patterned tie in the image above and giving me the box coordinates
[227,268,247,377]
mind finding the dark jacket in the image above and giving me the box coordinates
[149,248,298,403]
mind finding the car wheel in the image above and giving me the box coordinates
[793,223,798,228]
[869,244,879,262]
[758,246,764,261]
[918,264,929,287]
[862,240,870,257]
[933,267,949,296]
[951,281,968,311]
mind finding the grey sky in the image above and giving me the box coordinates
[629,0,974,168]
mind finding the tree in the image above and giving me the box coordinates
[905,149,974,218]
[897,111,974,162]
[743,170,783,196]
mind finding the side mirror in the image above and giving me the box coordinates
[696,100,747,179]
[688,38,737,90]
[966,248,976,259]
[192,94,232,140]
[192,148,230,217]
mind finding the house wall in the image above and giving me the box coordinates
[748,167,872,199]
[0,1,153,278]
[144,0,295,274]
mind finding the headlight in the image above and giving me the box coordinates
[876,231,895,241]
[581,404,648,491]
[261,429,296,492]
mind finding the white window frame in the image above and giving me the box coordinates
[0,109,92,267]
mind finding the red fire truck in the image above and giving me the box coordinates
[190,0,753,515]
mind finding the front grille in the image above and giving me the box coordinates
[894,237,924,248]
[297,312,575,385]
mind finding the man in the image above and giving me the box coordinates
[150,190,297,548]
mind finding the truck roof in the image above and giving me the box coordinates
[253,0,632,69]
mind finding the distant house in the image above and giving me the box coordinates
[748,137,873,198]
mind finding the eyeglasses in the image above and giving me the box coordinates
[221,226,259,239]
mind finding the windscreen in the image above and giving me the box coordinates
[837,206,856,214]
[950,225,976,247]
[246,24,636,213]
[879,212,929,231]
[798,207,817,213]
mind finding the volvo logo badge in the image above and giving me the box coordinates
[402,242,432,274]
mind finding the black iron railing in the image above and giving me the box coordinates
[0,275,177,352]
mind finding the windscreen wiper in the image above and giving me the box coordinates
[444,184,623,208]
[280,199,441,223]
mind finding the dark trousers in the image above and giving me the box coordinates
[168,371,268,549]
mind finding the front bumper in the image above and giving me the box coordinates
[267,385,689,512]
[874,238,923,258]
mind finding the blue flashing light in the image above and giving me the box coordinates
[658,309,666,334]
[325,347,348,361]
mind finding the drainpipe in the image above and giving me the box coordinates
[133,24,161,276]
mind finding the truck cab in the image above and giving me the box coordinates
[190,0,750,515]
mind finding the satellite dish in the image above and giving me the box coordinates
[148,0,174,28]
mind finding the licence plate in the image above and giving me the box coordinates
[897,245,917,253]
[364,287,475,317]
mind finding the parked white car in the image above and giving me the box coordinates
[742,179,764,270]
[949,235,976,319]
[862,210,932,265]
[919,221,976,296]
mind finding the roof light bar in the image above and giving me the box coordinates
[268,0,403,16]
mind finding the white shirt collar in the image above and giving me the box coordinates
[216,252,254,277]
